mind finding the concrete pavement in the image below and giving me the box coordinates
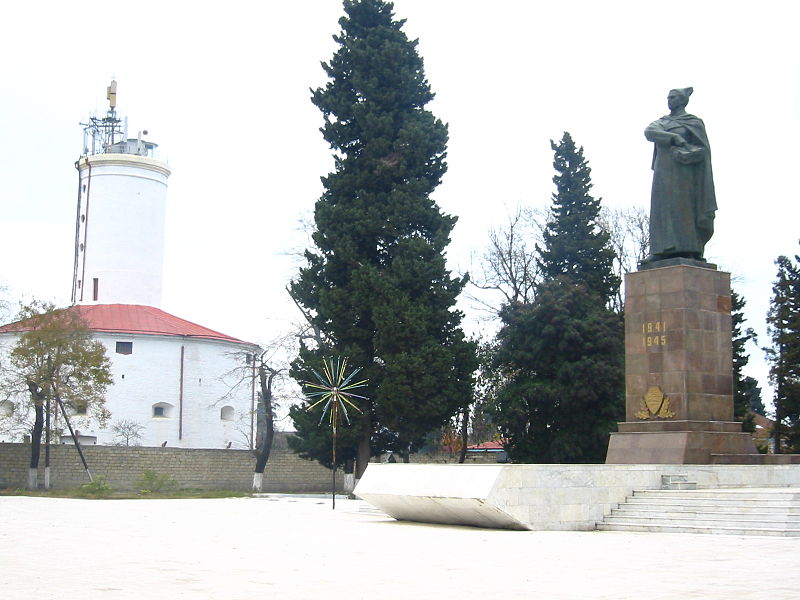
[1,495,797,599]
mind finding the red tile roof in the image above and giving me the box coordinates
[0,304,248,344]
[467,440,505,450]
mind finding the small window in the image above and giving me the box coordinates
[0,400,14,417]
[152,402,174,418]
[116,341,133,355]
[74,400,88,415]
[81,214,86,223]
[92,278,99,301]
[220,406,234,421]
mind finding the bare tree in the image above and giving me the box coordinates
[221,332,301,492]
[0,285,12,324]
[470,207,549,314]
[111,419,144,446]
[598,206,650,311]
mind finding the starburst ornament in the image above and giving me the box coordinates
[302,357,368,508]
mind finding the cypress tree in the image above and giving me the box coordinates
[766,245,800,452]
[492,133,623,463]
[537,132,620,306]
[289,0,476,477]
[731,290,759,432]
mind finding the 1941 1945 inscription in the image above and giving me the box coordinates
[642,320,666,347]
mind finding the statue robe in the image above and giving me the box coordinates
[645,113,717,259]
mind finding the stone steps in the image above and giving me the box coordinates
[598,522,800,537]
[609,511,800,528]
[625,494,800,505]
[634,489,800,500]
[597,487,800,537]
[614,505,800,515]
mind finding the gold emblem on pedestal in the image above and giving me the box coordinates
[635,385,675,419]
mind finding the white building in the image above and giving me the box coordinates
[0,82,259,449]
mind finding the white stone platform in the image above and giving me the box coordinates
[354,463,800,530]
[5,495,800,599]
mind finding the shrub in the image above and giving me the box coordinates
[137,469,178,494]
[79,476,113,498]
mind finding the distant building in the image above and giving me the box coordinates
[0,81,258,448]
[466,440,508,463]
[751,412,775,453]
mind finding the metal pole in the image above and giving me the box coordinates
[45,396,51,490]
[332,403,337,510]
[55,397,93,482]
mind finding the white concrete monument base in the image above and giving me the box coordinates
[354,463,800,530]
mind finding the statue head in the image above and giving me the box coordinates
[667,87,693,111]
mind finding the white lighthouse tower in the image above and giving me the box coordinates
[72,80,170,307]
[35,81,259,449]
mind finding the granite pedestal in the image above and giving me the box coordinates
[607,263,758,464]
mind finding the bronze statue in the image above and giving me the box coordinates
[645,87,717,261]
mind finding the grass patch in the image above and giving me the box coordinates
[0,487,251,500]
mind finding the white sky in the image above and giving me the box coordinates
[1,0,798,405]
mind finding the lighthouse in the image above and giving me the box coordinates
[72,80,170,307]
[1,81,260,449]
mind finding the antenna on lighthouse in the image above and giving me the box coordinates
[107,79,117,110]
[80,79,124,157]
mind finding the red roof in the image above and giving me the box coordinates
[0,304,248,344]
[467,440,506,451]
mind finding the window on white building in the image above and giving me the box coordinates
[152,402,174,418]
[220,406,234,421]
[116,341,133,355]
[0,400,14,417]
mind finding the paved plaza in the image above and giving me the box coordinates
[1,495,798,599]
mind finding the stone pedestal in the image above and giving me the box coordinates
[606,263,758,464]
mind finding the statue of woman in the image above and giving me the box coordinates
[645,87,717,261]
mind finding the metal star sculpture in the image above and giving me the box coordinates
[302,357,367,508]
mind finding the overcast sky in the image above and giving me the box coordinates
[1,0,798,404]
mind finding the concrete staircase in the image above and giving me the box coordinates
[597,483,800,537]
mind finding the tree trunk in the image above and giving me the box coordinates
[458,406,469,464]
[45,397,51,490]
[343,458,355,494]
[252,364,277,492]
[355,417,371,480]
[775,369,783,454]
[29,402,44,490]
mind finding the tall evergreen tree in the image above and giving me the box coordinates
[766,244,800,452]
[289,0,476,477]
[491,133,624,463]
[537,132,620,306]
[732,290,759,432]
[742,376,766,417]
